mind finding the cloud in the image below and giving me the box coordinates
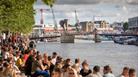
[55,0,100,4]
[35,0,138,5]
[34,0,138,24]
[122,6,128,11]
[126,0,138,5]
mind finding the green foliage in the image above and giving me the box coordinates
[0,0,55,34]
[42,0,55,7]
[0,0,35,34]
[123,22,129,31]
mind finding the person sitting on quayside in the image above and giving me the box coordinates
[32,54,50,77]
[51,68,63,77]
[103,65,115,77]
[80,60,92,77]
[92,65,102,77]
[129,68,136,77]
[119,67,129,77]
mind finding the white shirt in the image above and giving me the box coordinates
[3,33,6,40]
[51,58,57,65]
[14,56,19,62]
[103,73,115,77]
[92,73,102,77]
[3,51,9,59]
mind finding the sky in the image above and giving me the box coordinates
[33,0,138,26]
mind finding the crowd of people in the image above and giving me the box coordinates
[0,34,137,77]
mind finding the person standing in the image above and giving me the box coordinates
[51,52,58,65]
[24,50,34,76]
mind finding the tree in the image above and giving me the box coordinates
[0,0,55,34]
[0,0,35,34]
[42,0,55,6]
[123,22,129,32]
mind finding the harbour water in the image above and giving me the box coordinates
[36,39,138,76]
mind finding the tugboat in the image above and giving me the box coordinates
[113,36,125,44]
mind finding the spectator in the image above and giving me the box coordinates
[51,68,63,77]
[103,65,115,77]
[51,52,58,65]
[32,54,49,77]
[68,67,79,77]
[80,61,92,77]
[16,55,24,71]
[24,50,35,76]
[23,50,29,63]
[119,67,129,77]
[63,58,71,69]
[72,58,81,73]
[129,68,136,77]
[92,65,102,77]
[43,53,50,70]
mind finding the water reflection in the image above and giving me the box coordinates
[36,40,138,76]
